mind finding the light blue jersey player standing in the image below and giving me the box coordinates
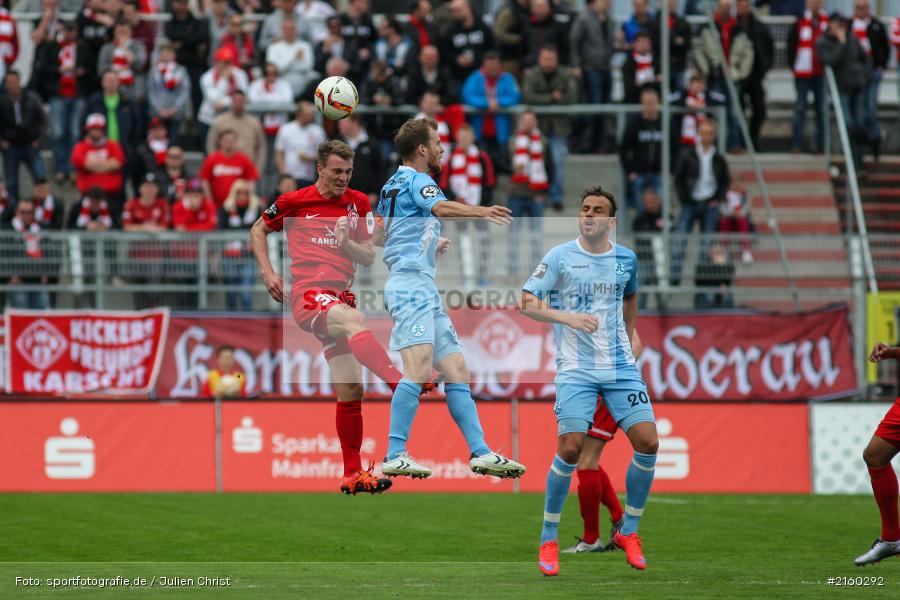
[520,186,658,576]
[374,117,526,480]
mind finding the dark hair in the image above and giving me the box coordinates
[33,176,48,186]
[483,50,500,61]
[216,344,235,356]
[539,44,558,55]
[580,185,617,216]
[4,69,19,80]
[640,85,660,100]
[634,31,652,42]
[689,73,706,84]
[231,89,245,97]
[317,139,355,166]
[394,118,437,161]
[384,16,401,32]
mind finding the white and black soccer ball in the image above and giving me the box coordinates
[314,76,359,121]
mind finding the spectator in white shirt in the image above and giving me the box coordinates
[266,19,317,98]
[275,101,327,187]
[248,63,294,196]
[198,46,249,148]
[296,0,337,45]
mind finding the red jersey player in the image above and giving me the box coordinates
[250,140,433,496]
[564,331,643,554]
[855,342,900,565]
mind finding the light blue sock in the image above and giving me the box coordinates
[445,383,491,457]
[620,451,656,535]
[386,379,422,460]
[540,455,576,544]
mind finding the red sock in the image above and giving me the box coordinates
[577,469,601,544]
[598,465,624,523]
[336,401,363,476]
[868,464,900,541]
[347,331,403,391]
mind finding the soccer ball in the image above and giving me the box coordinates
[314,76,359,120]
[217,374,243,398]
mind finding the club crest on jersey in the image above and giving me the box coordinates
[347,203,359,229]
[421,185,440,199]
[532,263,548,279]
[615,261,627,276]
[264,203,278,217]
[410,323,426,337]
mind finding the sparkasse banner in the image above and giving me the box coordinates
[5,309,169,395]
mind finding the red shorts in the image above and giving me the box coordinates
[875,398,900,447]
[587,395,618,441]
[291,287,356,361]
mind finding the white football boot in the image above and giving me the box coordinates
[382,452,432,479]
[562,537,607,553]
[469,452,526,478]
[854,539,900,566]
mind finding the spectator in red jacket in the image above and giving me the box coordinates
[71,113,126,208]
[170,178,216,308]
[199,129,259,207]
[219,13,255,75]
[123,173,170,233]
[172,178,218,231]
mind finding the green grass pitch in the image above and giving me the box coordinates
[1,492,898,599]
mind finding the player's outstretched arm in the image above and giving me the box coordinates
[250,217,285,303]
[431,201,513,226]
[334,216,376,266]
[519,291,599,333]
[869,342,900,363]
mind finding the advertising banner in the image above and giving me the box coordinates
[221,401,514,493]
[517,402,812,493]
[0,402,215,492]
[159,306,854,401]
[811,402,900,493]
[4,309,169,395]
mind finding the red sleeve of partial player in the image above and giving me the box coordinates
[241,153,260,181]
[261,192,294,232]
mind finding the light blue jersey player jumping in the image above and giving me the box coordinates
[374,117,526,480]
[520,186,658,576]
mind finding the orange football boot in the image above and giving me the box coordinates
[613,530,647,570]
[340,464,392,495]
[538,540,559,576]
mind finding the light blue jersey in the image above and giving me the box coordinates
[377,165,445,278]
[523,239,639,375]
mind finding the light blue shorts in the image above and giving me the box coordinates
[554,368,655,435]
[384,270,463,363]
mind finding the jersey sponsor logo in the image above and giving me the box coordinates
[264,203,278,217]
[615,261,627,275]
[532,263,548,279]
[420,185,440,199]
[410,323,426,337]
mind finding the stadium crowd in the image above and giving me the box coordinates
[0,0,898,309]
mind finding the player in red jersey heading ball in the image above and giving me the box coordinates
[250,140,436,496]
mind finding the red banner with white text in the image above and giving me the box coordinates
[0,402,215,491]
[158,306,855,401]
[4,309,169,395]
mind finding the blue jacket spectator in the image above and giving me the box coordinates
[461,53,521,147]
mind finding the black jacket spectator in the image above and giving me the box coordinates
[340,11,378,80]
[0,88,47,148]
[344,134,384,196]
[406,62,454,104]
[523,6,571,67]
[622,52,659,104]
[165,5,211,73]
[739,10,775,81]
[76,5,112,89]
[619,113,664,176]
[816,30,870,92]
[441,18,495,86]
[493,0,530,66]
[861,17,890,71]
[358,64,407,143]
[649,11,692,77]
[30,39,95,101]
[674,145,730,205]
[84,92,138,154]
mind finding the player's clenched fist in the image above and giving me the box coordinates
[334,216,350,247]
[481,205,513,226]
[263,272,285,303]
[565,313,599,334]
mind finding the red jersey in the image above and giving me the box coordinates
[71,139,126,194]
[198,151,259,207]
[122,197,170,227]
[171,197,218,231]
[262,185,374,289]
